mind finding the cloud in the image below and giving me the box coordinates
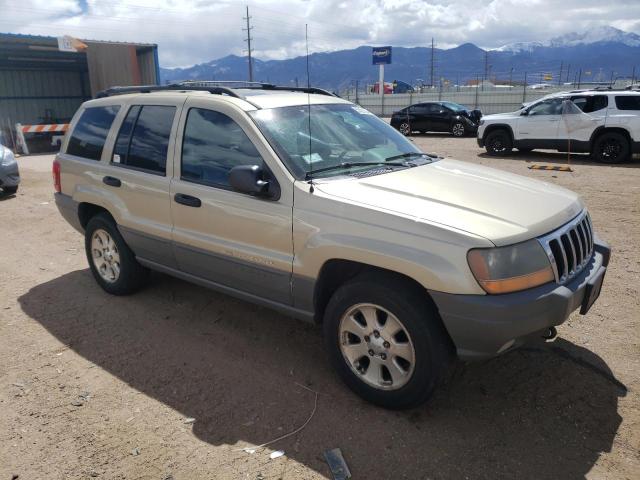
[2,0,639,67]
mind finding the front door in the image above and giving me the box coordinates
[170,98,294,305]
[517,98,563,145]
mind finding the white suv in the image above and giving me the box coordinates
[478,89,640,163]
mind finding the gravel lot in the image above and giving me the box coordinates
[1,137,638,480]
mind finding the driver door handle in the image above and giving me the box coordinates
[174,193,202,208]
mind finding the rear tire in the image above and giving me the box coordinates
[485,130,513,155]
[2,185,18,194]
[323,273,453,409]
[592,132,630,164]
[85,213,149,295]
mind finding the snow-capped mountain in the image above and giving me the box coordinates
[495,26,640,52]
[162,28,640,90]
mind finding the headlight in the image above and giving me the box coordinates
[0,146,15,166]
[467,239,554,294]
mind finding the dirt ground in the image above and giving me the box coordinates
[1,138,639,480]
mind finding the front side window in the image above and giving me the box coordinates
[181,108,262,188]
[67,105,120,160]
[250,103,423,179]
[528,98,563,116]
[615,95,640,111]
[113,105,176,174]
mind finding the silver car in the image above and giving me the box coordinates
[0,144,20,194]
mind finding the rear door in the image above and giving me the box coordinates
[170,97,294,304]
[408,104,430,131]
[104,99,181,268]
[556,95,607,142]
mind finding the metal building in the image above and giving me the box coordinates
[0,33,159,152]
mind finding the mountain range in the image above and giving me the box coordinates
[160,26,640,91]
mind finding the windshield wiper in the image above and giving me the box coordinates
[384,152,436,162]
[305,161,406,180]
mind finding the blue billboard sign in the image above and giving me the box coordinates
[372,46,392,65]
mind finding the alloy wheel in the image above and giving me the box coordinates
[338,303,416,390]
[91,228,121,283]
[452,123,465,137]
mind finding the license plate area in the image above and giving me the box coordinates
[580,266,606,315]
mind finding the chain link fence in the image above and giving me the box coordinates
[342,86,572,116]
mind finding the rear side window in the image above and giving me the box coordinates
[113,105,176,175]
[181,108,262,188]
[570,95,608,113]
[67,106,120,160]
[615,96,640,111]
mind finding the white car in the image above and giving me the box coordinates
[478,89,640,163]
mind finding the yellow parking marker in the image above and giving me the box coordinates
[528,164,573,172]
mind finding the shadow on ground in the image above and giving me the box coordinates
[19,269,627,479]
[477,149,640,167]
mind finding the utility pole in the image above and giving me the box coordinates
[577,68,582,89]
[243,6,254,82]
[430,38,435,87]
[484,50,489,82]
[509,67,513,86]
[632,66,636,85]
[558,61,563,86]
[566,63,571,84]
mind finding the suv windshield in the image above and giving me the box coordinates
[249,104,423,179]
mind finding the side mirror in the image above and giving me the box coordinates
[229,165,277,199]
[520,109,528,116]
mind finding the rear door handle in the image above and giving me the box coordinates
[174,193,201,208]
[103,176,121,187]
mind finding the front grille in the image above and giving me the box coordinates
[538,210,594,284]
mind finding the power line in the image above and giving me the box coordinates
[243,5,254,82]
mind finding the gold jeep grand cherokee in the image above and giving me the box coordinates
[54,81,610,409]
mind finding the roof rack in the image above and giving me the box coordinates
[96,80,337,101]
[95,83,243,99]
[178,80,336,97]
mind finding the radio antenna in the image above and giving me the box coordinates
[305,23,314,192]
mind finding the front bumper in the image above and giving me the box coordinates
[430,237,611,361]
[0,162,20,188]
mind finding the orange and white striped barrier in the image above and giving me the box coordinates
[20,123,69,133]
[15,123,69,155]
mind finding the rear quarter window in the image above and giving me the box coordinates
[615,96,640,111]
[66,106,120,160]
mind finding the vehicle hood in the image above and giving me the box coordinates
[483,111,521,121]
[315,159,583,246]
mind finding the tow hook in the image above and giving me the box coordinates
[542,326,557,340]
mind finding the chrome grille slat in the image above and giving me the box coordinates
[538,210,594,284]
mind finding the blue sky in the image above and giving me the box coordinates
[2,0,639,67]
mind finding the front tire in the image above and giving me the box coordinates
[484,130,513,155]
[398,122,411,136]
[2,185,18,194]
[85,213,149,295]
[451,122,465,137]
[592,132,630,164]
[323,273,452,409]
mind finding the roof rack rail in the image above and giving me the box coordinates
[95,80,337,104]
[176,80,336,97]
[95,83,243,99]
